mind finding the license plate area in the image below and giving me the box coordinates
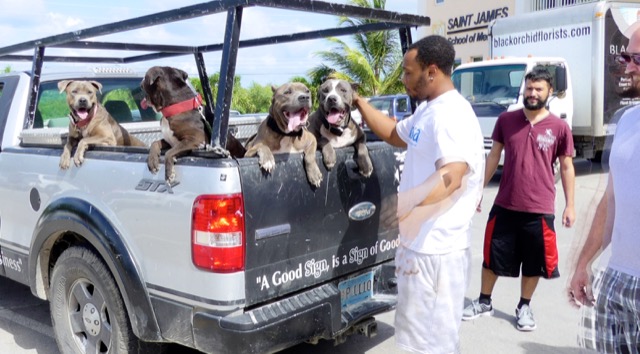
[338,271,374,309]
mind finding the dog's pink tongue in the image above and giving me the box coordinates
[327,111,342,124]
[287,113,302,132]
[77,111,89,120]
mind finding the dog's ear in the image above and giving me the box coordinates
[146,67,163,86]
[271,85,278,94]
[57,80,73,93]
[89,81,103,94]
[175,68,189,82]
[350,82,361,92]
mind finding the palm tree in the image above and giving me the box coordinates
[307,0,404,96]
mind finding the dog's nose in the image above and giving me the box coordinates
[298,94,310,102]
[78,97,88,106]
[328,95,337,103]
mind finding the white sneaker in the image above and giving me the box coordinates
[462,299,494,321]
[516,304,537,331]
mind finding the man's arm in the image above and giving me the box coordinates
[353,95,406,148]
[568,173,614,307]
[559,155,576,227]
[397,161,468,221]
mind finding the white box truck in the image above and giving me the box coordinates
[452,1,640,161]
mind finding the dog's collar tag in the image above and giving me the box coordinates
[161,94,203,118]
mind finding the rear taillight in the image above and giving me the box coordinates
[192,194,245,273]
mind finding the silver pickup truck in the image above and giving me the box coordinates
[0,1,429,354]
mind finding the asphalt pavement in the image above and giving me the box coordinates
[0,159,605,354]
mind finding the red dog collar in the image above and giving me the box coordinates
[160,94,203,118]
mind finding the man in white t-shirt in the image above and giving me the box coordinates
[568,23,640,353]
[355,35,484,354]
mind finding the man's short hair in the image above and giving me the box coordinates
[408,35,455,76]
[525,66,553,89]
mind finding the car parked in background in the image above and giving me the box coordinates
[358,94,413,141]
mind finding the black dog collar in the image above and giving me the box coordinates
[267,115,304,137]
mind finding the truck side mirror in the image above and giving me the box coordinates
[555,66,567,93]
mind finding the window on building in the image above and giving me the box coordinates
[435,0,444,4]
[472,56,484,62]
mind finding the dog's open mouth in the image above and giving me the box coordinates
[284,107,309,132]
[327,108,346,125]
[73,106,95,121]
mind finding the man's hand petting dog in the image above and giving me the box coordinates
[308,78,372,177]
[58,80,146,170]
[140,66,245,185]
[244,82,323,187]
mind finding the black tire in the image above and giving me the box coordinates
[50,246,145,354]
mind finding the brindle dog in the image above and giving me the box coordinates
[140,66,245,184]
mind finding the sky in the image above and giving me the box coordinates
[0,0,420,86]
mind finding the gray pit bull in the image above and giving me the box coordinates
[308,78,373,177]
[244,82,323,187]
[57,80,146,170]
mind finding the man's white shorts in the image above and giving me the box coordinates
[395,246,471,354]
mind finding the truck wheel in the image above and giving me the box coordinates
[50,246,146,354]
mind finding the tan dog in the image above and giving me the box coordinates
[244,82,323,187]
[58,80,146,169]
[141,66,246,184]
[308,78,372,177]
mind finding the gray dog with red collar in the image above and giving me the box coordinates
[141,66,245,184]
[308,78,372,177]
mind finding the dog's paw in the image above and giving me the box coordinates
[59,153,71,170]
[322,147,336,170]
[258,152,275,173]
[357,151,373,178]
[166,168,176,185]
[147,156,160,174]
[260,159,275,173]
[323,155,336,170]
[359,166,373,178]
[359,160,373,177]
[73,154,84,167]
[306,164,323,188]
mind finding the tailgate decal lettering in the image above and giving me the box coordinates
[254,240,399,292]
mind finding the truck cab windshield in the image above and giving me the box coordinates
[452,64,526,110]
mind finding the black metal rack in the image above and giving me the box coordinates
[0,0,430,152]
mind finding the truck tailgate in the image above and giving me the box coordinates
[239,143,402,306]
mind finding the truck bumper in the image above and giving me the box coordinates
[151,262,397,354]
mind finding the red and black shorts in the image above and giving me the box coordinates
[482,205,559,279]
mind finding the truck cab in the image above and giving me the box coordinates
[451,57,572,166]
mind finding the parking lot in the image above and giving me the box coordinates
[0,159,604,354]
